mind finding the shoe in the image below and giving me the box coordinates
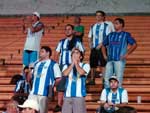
[87,80,95,85]
[53,105,62,112]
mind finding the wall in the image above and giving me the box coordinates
[0,0,150,15]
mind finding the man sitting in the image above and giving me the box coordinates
[97,76,128,113]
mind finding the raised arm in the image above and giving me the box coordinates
[74,62,86,76]
[63,63,74,76]
[30,22,44,33]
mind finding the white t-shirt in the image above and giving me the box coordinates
[24,21,44,51]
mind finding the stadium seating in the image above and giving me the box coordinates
[0,15,150,112]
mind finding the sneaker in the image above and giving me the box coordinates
[53,105,62,112]
[87,80,95,85]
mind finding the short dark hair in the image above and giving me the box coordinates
[65,24,74,30]
[96,10,106,16]
[115,18,125,27]
[41,46,52,57]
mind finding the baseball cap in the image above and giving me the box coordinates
[33,12,40,18]
[109,76,119,82]
[18,99,39,111]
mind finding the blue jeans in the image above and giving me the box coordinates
[104,60,126,88]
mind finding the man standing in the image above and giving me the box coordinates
[62,48,90,113]
[55,24,85,67]
[96,76,128,113]
[54,24,85,112]
[74,16,84,43]
[22,12,44,67]
[102,18,137,88]
[88,10,114,85]
[28,46,61,113]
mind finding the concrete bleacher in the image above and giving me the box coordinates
[0,15,150,112]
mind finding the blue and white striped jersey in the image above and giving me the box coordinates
[56,38,85,65]
[103,31,136,61]
[30,59,61,96]
[62,63,90,97]
[88,22,114,48]
[100,88,128,104]
[15,79,31,94]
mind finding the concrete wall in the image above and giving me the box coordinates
[0,0,150,15]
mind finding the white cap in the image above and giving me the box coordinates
[109,76,119,82]
[18,99,39,111]
[33,12,40,18]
